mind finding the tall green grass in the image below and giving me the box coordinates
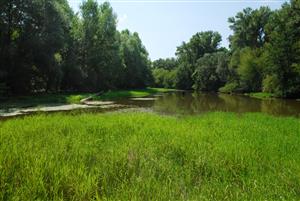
[1,112,300,200]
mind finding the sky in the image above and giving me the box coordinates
[67,0,285,60]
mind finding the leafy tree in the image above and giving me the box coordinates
[192,51,229,91]
[228,7,272,50]
[237,48,266,92]
[0,0,72,94]
[228,6,272,93]
[120,30,152,88]
[263,0,300,97]
[61,14,85,91]
[175,31,222,89]
[152,68,176,88]
[152,58,178,70]
[152,58,178,88]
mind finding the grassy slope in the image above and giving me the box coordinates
[96,88,175,100]
[1,112,300,200]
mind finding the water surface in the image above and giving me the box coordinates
[117,92,300,117]
[1,92,300,118]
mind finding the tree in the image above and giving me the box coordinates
[192,51,229,91]
[263,0,300,97]
[228,7,272,50]
[152,58,178,88]
[175,31,222,89]
[79,0,122,91]
[227,6,272,93]
[0,0,72,94]
[120,30,152,88]
[152,58,178,70]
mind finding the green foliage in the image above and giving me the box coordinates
[262,75,280,94]
[151,58,178,88]
[262,0,300,97]
[0,0,72,94]
[193,51,229,91]
[0,0,151,95]
[1,0,300,98]
[228,7,272,50]
[219,82,239,93]
[1,112,300,200]
[222,1,300,97]
[237,48,265,92]
[119,30,152,88]
[247,92,275,99]
[152,58,178,70]
[152,68,177,88]
[175,31,223,90]
[174,64,194,90]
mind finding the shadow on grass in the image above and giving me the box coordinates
[0,93,92,109]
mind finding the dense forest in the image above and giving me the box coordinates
[0,0,152,95]
[152,0,300,98]
[1,0,299,98]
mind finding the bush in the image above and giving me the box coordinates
[219,82,239,93]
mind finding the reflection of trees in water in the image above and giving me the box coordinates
[191,93,226,113]
[218,94,262,113]
[153,92,194,115]
[153,92,300,116]
[261,100,300,116]
[190,93,263,113]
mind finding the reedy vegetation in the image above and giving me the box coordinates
[1,112,300,200]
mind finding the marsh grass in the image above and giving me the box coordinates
[0,112,300,200]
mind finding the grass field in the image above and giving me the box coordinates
[1,112,300,200]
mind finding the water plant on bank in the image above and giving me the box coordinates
[96,88,176,100]
[246,92,275,100]
[1,112,300,200]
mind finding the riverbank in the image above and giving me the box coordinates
[0,93,93,109]
[1,112,299,200]
[95,88,176,100]
[0,88,174,109]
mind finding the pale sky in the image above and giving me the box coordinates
[67,0,285,60]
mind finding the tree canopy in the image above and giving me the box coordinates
[1,0,299,98]
[152,0,300,98]
[0,0,151,95]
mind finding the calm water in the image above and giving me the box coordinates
[2,92,300,118]
[116,92,300,117]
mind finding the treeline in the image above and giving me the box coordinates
[0,0,152,95]
[152,0,300,98]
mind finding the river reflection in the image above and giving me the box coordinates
[123,92,300,117]
[2,92,300,118]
